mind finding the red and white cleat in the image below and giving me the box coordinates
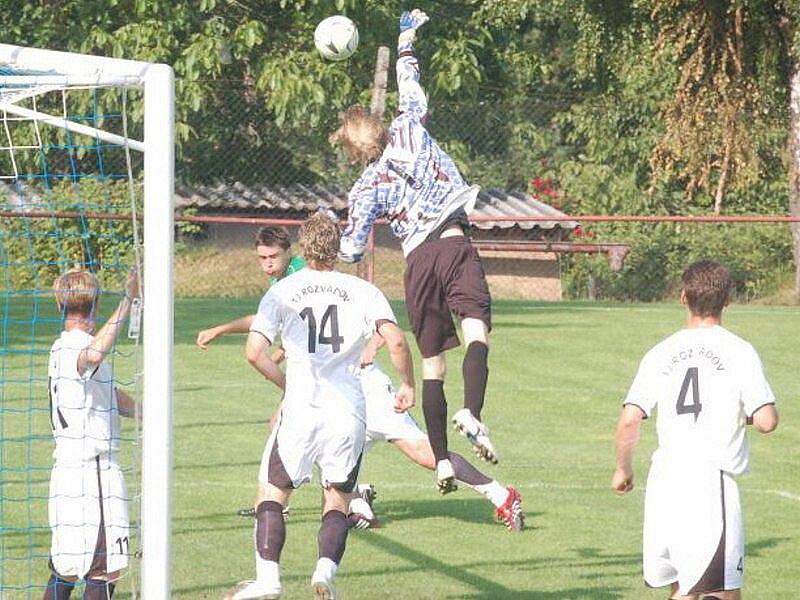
[495,486,524,532]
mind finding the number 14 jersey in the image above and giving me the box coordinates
[624,325,775,476]
[250,268,397,421]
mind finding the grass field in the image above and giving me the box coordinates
[2,298,799,598]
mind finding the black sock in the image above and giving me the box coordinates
[318,510,349,565]
[448,452,492,486]
[82,580,115,600]
[44,574,75,600]
[463,342,489,420]
[256,500,286,562]
[422,379,448,462]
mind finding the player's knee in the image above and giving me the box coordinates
[322,487,350,514]
[422,355,446,380]
[461,318,489,346]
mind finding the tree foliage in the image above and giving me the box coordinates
[2,0,797,299]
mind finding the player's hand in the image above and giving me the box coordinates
[611,467,634,495]
[399,9,430,33]
[394,382,415,413]
[270,347,286,364]
[196,327,220,350]
[359,345,376,368]
[124,268,140,300]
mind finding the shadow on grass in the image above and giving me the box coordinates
[357,532,625,599]
[372,497,543,529]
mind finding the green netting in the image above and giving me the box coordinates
[0,83,143,598]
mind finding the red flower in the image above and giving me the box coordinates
[531,178,544,190]
[573,225,583,237]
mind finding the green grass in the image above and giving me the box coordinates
[2,298,799,598]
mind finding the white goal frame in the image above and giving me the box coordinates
[0,44,174,599]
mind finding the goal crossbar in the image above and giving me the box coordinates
[0,43,174,599]
[0,100,145,152]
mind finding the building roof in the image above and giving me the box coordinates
[174,183,577,232]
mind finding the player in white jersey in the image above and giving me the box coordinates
[612,260,779,600]
[44,269,140,600]
[331,9,498,493]
[227,214,416,600]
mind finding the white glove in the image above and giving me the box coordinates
[398,9,429,46]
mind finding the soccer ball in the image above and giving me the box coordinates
[314,16,359,62]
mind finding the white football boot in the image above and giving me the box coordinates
[311,558,338,599]
[435,458,458,495]
[452,408,499,464]
[348,496,380,529]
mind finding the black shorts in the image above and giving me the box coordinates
[404,236,492,358]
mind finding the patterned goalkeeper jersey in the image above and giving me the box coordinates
[339,40,478,261]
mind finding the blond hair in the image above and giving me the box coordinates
[54,269,100,316]
[299,213,340,267]
[329,106,387,164]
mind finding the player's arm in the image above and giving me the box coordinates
[77,269,139,377]
[360,332,385,367]
[376,321,415,413]
[397,9,429,119]
[196,314,256,349]
[612,404,645,495]
[751,404,779,433]
[245,331,286,391]
[339,183,382,263]
[116,388,141,421]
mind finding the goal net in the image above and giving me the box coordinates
[0,45,173,598]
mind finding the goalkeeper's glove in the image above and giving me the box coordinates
[399,9,429,46]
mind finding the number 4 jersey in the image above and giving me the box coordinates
[250,268,397,422]
[624,325,775,476]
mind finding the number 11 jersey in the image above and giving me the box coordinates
[250,268,397,421]
[624,325,775,475]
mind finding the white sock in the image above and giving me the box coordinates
[474,481,508,508]
[315,557,338,579]
[255,556,280,585]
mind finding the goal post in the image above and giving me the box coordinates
[0,43,173,598]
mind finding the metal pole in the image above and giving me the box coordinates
[141,63,174,600]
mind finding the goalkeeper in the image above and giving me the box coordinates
[331,9,496,493]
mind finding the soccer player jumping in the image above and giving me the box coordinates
[332,9,496,493]
[613,260,779,599]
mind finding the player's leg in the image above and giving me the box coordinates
[312,487,351,599]
[444,240,497,463]
[421,355,458,493]
[228,421,303,600]
[391,438,524,530]
[43,572,77,600]
[227,484,292,600]
[404,243,461,493]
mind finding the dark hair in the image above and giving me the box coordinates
[254,226,291,251]
[681,260,732,317]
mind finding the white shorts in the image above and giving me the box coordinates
[258,405,365,492]
[361,365,427,451]
[49,457,130,579]
[644,460,744,595]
